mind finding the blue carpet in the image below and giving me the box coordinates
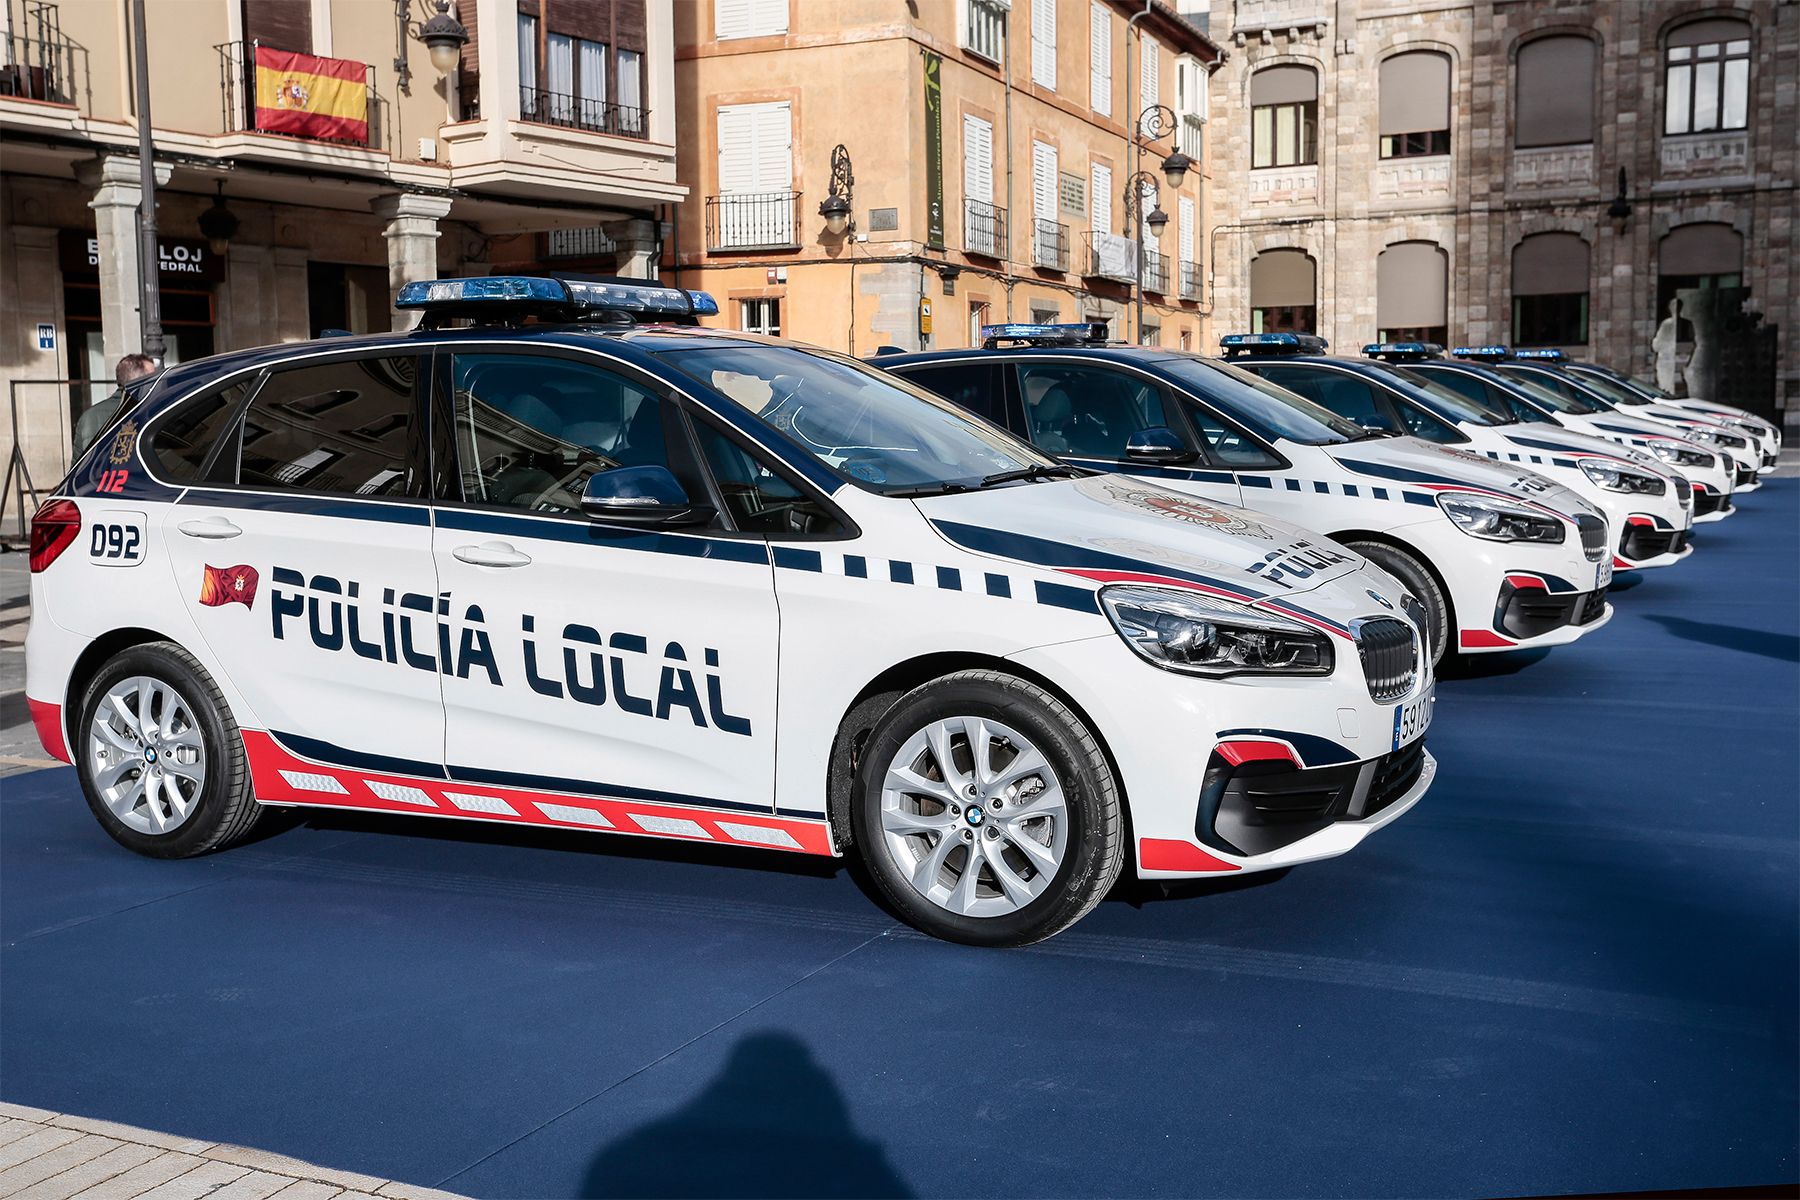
[4,481,1796,1197]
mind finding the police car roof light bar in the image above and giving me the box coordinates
[979,321,1110,348]
[1513,348,1568,361]
[395,275,720,327]
[1361,342,1444,362]
[1218,331,1330,357]
[1450,345,1512,362]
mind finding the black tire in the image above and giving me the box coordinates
[1344,539,1450,666]
[74,641,263,859]
[849,670,1122,947]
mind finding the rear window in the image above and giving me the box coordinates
[146,378,256,483]
[893,362,1009,425]
[1151,355,1364,445]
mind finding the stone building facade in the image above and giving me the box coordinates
[1200,0,1797,419]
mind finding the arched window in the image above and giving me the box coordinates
[1250,249,1316,334]
[1377,242,1449,344]
[1665,18,1751,135]
[1657,223,1744,317]
[1515,36,1596,148]
[1512,233,1590,346]
[1250,66,1318,169]
[1379,51,1451,159]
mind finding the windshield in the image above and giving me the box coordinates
[1496,365,1608,413]
[1488,368,1598,415]
[1379,364,1509,426]
[1563,368,1653,407]
[1151,355,1364,445]
[657,343,1057,494]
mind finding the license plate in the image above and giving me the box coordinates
[1597,558,1614,590]
[1392,691,1433,751]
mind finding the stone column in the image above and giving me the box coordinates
[218,243,273,351]
[74,155,172,375]
[603,218,661,280]
[371,193,455,328]
[271,248,314,342]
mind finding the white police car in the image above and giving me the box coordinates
[1563,361,1780,468]
[877,328,1615,662]
[1496,352,1766,492]
[1449,348,1739,522]
[1351,344,1692,571]
[23,278,1435,947]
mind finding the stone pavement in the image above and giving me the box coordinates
[0,1105,468,1200]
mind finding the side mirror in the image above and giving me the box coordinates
[1125,426,1198,465]
[579,466,715,529]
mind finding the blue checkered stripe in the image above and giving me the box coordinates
[768,546,1099,613]
[1481,449,1578,469]
[1237,474,1439,507]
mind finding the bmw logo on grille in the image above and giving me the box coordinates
[1367,590,1395,610]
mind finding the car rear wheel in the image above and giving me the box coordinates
[850,670,1122,946]
[76,641,263,859]
[1344,540,1449,666]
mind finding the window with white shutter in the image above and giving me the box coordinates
[1032,140,1061,267]
[962,0,1008,65]
[716,0,787,41]
[1139,34,1159,120]
[1031,0,1056,90]
[963,114,998,255]
[1089,2,1111,117]
[1090,162,1112,234]
[714,102,794,250]
[1178,195,1196,295]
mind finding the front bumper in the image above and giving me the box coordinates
[1193,738,1433,861]
[1461,578,1613,652]
[1691,486,1735,523]
[1618,523,1693,569]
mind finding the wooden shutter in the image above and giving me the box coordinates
[544,0,607,41]
[1179,195,1195,265]
[1090,162,1111,234]
[1140,34,1159,117]
[243,0,311,53]
[1377,242,1448,328]
[716,0,785,40]
[1032,141,1057,223]
[1032,0,1056,90]
[963,115,993,205]
[1089,2,1110,116]
[614,0,646,50]
[1516,37,1594,147]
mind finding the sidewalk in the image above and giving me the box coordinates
[0,1104,467,1200]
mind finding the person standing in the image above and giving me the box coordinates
[72,353,157,457]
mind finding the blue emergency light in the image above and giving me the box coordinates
[1219,331,1329,355]
[395,275,719,320]
[1361,342,1443,361]
[979,322,1109,347]
[1513,348,1567,361]
[1450,345,1511,361]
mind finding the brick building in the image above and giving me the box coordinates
[667,0,1222,355]
[1199,0,1796,420]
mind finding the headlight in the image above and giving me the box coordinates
[1099,586,1334,678]
[1649,440,1714,468]
[1436,491,1565,543]
[1579,459,1667,495]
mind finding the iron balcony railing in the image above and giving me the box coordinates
[1082,231,1137,283]
[1180,260,1203,300]
[518,86,648,139]
[706,191,802,252]
[1,10,88,109]
[963,200,1007,259]
[215,40,378,147]
[1142,251,1171,294]
[1032,219,1069,271]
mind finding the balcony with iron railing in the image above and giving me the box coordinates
[215,40,379,148]
[1142,251,1171,294]
[1083,230,1138,283]
[706,191,802,252]
[1180,260,1203,300]
[1,26,86,109]
[519,86,648,140]
[1032,219,1069,272]
[963,200,1007,260]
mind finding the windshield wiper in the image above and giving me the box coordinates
[888,481,975,497]
[977,463,1085,488]
[1354,428,1402,440]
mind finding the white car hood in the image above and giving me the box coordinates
[1324,437,1594,519]
[1493,425,1671,471]
[915,474,1367,600]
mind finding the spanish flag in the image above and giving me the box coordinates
[254,45,368,144]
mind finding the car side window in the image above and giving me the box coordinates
[1486,382,1554,423]
[228,356,419,495]
[1253,366,1399,432]
[1016,363,1183,460]
[146,377,256,483]
[1387,396,1462,442]
[449,353,688,515]
[1185,404,1282,469]
[690,417,847,537]
[895,362,1008,426]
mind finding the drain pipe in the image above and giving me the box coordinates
[1003,4,1015,321]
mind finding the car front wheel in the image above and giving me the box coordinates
[850,670,1122,947]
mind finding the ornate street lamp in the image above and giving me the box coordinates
[818,144,855,237]
[1125,103,1184,343]
[395,0,469,95]
[197,181,239,256]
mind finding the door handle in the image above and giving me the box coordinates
[453,541,532,568]
[177,517,242,540]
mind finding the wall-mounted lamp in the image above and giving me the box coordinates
[1160,150,1194,190]
[395,0,469,95]
[818,144,855,237]
[1607,167,1632,228]
[197,181,239,255]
